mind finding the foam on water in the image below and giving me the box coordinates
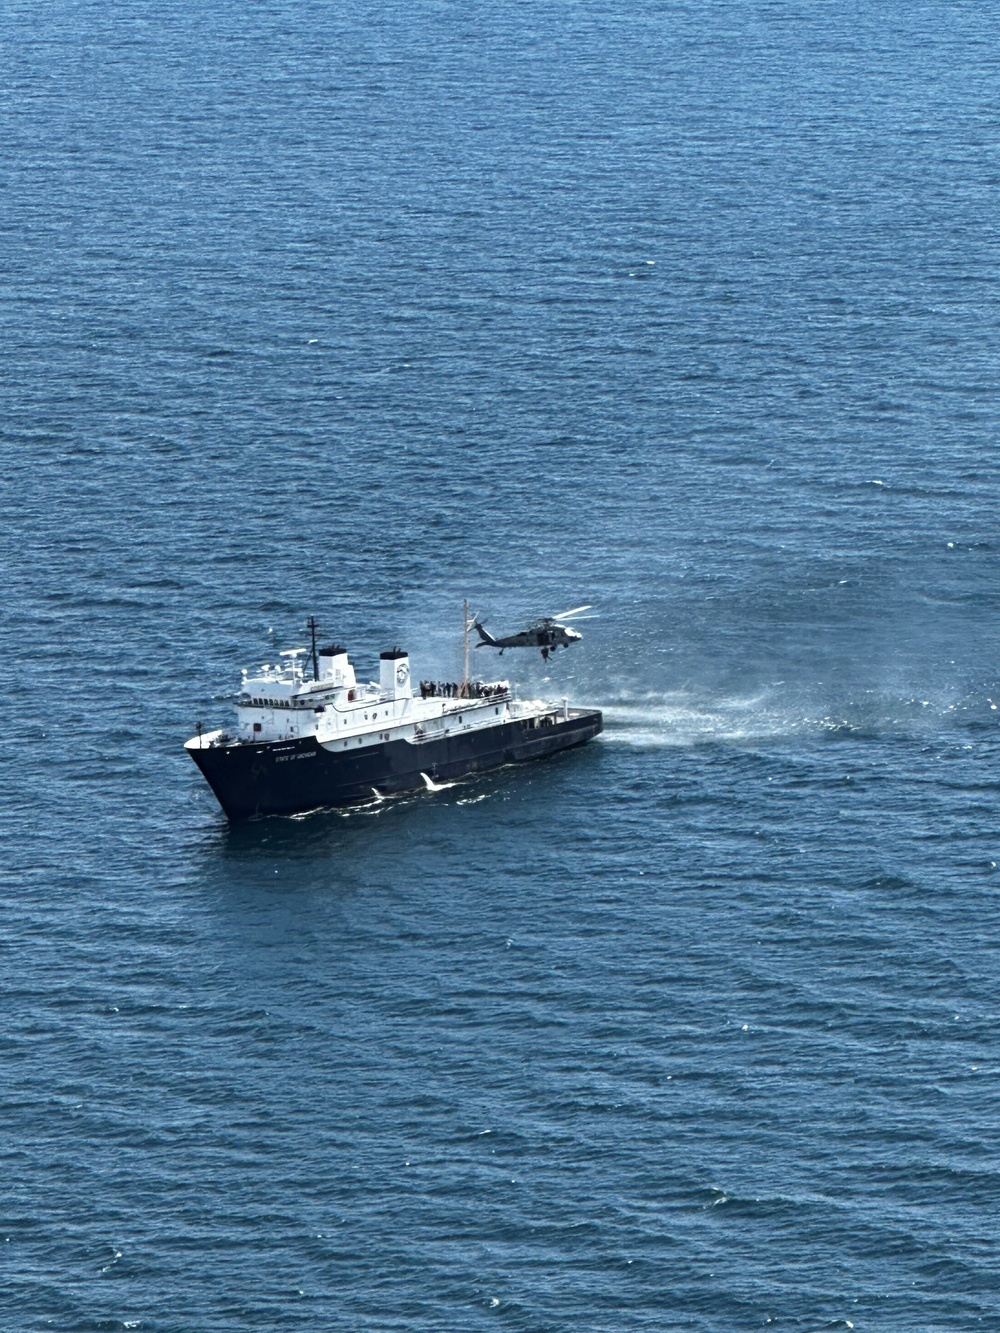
[596,684,993,749]
[599,690,811,748]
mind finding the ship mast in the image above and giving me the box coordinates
[462,598,471,691]
[307,616,319,681]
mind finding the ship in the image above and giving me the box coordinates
[185,616,603,821]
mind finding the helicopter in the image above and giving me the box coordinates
[472,605,595,662]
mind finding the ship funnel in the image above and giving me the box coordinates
[318,645,355,687]
[379,648,412,700]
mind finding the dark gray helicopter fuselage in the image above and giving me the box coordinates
[474,619,583,661]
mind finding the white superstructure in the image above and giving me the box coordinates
[192,641,564,754]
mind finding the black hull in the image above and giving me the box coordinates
[188,709,603,821]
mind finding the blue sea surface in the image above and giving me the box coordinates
[2,0,999,1328]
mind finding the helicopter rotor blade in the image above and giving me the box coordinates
[551,604,593,620]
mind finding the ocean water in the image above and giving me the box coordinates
[2,0,999,1328]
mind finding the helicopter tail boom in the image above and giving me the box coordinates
[473,620,500,648]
